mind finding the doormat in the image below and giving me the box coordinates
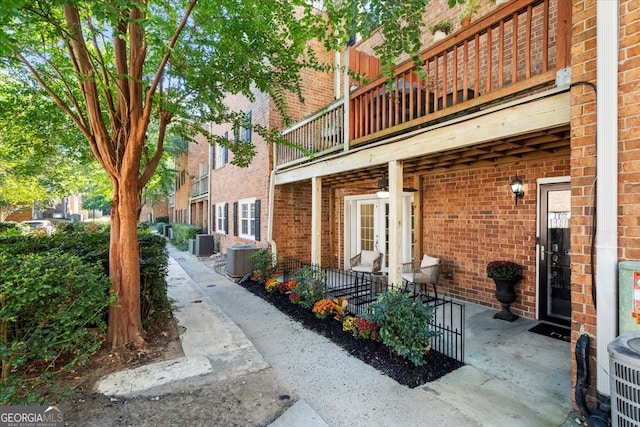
[528,323,571,343]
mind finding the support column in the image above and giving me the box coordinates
[388,160,403,287]
[311,177,322,265]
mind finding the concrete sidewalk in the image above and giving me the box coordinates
[97,246,579,426]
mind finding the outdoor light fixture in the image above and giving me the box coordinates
[510,175,524,206]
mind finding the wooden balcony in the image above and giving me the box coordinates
[277,0,569,169]
[190,176,208,198]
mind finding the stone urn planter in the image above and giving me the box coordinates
[486,261,523,322]
[492,277,520,321]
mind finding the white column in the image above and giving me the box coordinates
[311,176,322,265]
[388,160,403,287]
[595,0,619,397]
[342,47,350,152]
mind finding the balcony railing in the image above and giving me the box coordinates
[277,98,344,168]
[276,0,568,168]
[191,176,208,197]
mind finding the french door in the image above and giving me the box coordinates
[348,196,413,271]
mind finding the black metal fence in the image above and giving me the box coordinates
[281,257,465,363]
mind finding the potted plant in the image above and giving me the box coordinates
[486,260,523,322]
[459,0,483,27]
[428,19,454,42]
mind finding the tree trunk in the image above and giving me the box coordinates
[105,175,145,350]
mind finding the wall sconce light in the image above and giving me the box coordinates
[510,175,525,206]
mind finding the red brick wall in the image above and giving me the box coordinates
[208,92,274,253]
[422,157,570,318]
[272,182,313,263]
[569,0,597,407]
[172,152,190,224]
[619,0,640,263]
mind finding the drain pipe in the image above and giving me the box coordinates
[267,165,278,261]
[592,0,618,422]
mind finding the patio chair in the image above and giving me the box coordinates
[350,250,383,294]
[402,254,442,302]
[350,250,383,274]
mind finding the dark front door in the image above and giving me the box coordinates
[539,183,571,326]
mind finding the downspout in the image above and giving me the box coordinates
[594,0,618,416]
[267,157,277,260]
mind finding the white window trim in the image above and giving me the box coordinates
[239,197,256,240]
[215,143,226,169]
[216,203,226,233]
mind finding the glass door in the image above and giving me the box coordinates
[353,198,412,272]
[538,183,571,325]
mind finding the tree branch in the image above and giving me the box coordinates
[86,16,117,127]
[63,3,119,177]
[138,112,170,190]
[142,0,198,128]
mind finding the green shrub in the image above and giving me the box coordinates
[250,249,277,284]
[0,222,27,237]
[156,216,169,224]
[138,234,170,327]
[171,223,201,248]
[155,222,167,233]
[0,251,113,403]
[0,227,170,402]
[367,288,438,366]
[292,266,326,310]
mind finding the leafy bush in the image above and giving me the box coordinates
[155,222,167,233]
[0,225,170,402]
[155,216,169,224]
[171,223,201,248]
[138,234,170,326]
[367,288,438,366]
[0,222,27,237]
[291,267,326,310]
[0,251,113,403]
[251,249,277,284]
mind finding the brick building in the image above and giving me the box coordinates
[171,0,639,417]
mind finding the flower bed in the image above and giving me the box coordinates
[239,278,463,388]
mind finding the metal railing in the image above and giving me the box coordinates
[281,257,464,363]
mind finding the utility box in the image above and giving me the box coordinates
[609,332,640,427]
[194,234,215,257]
[188,238,196,255]
[226,244,260,278]
[162,224,172,237]
[619,261,640,333]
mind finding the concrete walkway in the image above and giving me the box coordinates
[97,246,580,426]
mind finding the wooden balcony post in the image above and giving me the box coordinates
[388,160,403,287]
[311,176,322,265]
[343,47,350,151]
[556,0,572,70]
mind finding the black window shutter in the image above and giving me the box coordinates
[246,111,252,143]
[254,199,261,241]
[211,145,216,169]
[223,147,228,164]
[233,202,238,236]
[224,203,229,234]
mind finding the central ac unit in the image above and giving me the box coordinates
[225,244,259,278]
[609,332,640,427]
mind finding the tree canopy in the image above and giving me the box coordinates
[0,0,439,349]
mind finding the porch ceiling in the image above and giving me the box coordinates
[320,125,570,187]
